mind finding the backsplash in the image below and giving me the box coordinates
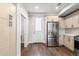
[65,28,79,35]
[59,28,65,35]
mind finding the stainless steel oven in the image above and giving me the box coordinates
[74,35,79,56]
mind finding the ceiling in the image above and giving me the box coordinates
[22,3,79,16]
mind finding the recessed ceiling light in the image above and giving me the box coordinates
[56,6,59,9]
[35,6,39,9]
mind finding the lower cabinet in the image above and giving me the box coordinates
[69,37,74,51]
[59,35,64,46]
[64,36,74,51]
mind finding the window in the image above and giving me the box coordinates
[35,17,41,31]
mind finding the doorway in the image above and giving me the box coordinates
[29,16,45,43]
[47,22,59,46]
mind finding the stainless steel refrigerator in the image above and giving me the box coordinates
[47,22,59,46]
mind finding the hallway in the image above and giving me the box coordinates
[21,43,74,56]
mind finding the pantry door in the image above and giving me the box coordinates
[0,4,10,55]
[0,4,16,56]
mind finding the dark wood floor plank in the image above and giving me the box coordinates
[21,43,74,56]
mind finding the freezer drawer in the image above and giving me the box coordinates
[47,38,57,46]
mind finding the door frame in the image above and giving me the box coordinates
[21,14,26,48]
[47,21,59,47]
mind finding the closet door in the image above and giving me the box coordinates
[0,4,16,56]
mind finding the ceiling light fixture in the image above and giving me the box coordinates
[35,6,39,9]
[56,6,58,9]
[56,3,62,9]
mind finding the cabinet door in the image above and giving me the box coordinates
[65,17,75,28]
[64,36,70,49]
[69,37,74,51]
[69,18,73,28]
[66,19,72,28]
[64,36,68,47]
[67,37,71,49]
[59,35,64,46]
[72,15,79,28]
[64,36,74,51]
[59,17,65,28]
[65,19,69,28]
[65,14,79,28]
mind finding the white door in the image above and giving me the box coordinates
[30,16,45,43]
[0,4,10,55]
[0,4,16,56]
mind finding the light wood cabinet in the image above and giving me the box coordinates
[72,15,79,28]
[59,17,65,28]
[69,36,74,51]
[65,11,79,28]
[57,30,74,51]
[64,36,69,48]
[65,18,73,28]
[59,35,64,46]
[64,36,74,51]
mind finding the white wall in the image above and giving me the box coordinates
[16,4,29,56]
[28,14,45,43]
[28,15,62,44]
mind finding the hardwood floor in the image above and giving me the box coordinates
[21,43,74,56]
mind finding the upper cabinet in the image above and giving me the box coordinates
[72,15,79,28]
[65,10,79,28]
[59,17,65,28]
[65,18,73,28]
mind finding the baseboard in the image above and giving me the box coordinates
[24,41,47,47]
[28,42,47,46]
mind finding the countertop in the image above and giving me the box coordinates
[64,34,79,36]
[59,34,79,36]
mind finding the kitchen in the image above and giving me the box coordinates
[59,10,79,55]
[21,3,79,56]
